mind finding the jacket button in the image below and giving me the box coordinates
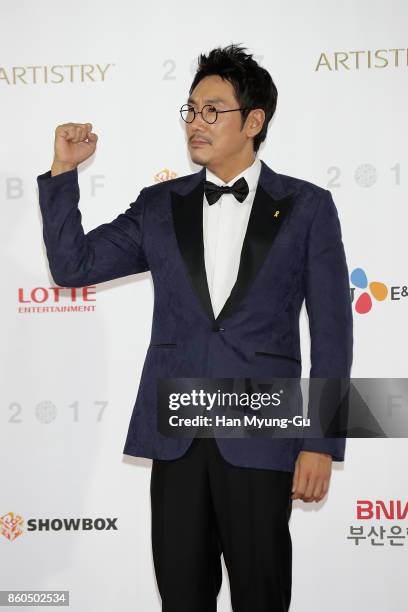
[212,324,225,332]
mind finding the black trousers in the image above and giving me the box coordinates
[150,436,294,612]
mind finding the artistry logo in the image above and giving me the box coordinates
[0,64,114,85]
[315,48,408,71]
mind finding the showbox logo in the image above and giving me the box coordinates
[0,511,118,541]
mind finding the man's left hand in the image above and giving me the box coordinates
[291,451,332,502]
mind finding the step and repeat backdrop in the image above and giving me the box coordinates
[1,1,407,611]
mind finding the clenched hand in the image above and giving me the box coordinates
[51,122,98,176]
[291,450,332,502]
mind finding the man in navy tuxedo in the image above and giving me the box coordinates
[37,44,353,612]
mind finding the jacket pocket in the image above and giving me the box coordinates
[254,350,301,364]
[149,342,177,348]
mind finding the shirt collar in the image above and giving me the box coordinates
[205,156,262,194]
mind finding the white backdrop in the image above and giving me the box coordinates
[1,1,407,610]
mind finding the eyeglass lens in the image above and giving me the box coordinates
[180,104,217,124]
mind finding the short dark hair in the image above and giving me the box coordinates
[189,43,278,153]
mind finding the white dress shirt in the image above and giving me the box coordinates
[203,156,262,318]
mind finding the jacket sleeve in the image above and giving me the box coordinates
[36,167,149,288]
[299,188,353,461]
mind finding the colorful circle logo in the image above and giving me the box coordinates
[350,268,388,314]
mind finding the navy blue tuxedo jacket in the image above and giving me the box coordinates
[37,159,353,472]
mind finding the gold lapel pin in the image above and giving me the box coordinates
[274,210,280,218]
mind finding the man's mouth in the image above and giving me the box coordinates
[191,138,210,145]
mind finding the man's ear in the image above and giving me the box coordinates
[246,108,265,139]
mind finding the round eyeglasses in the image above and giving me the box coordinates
[179,103,250,124]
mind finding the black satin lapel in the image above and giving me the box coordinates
[170,180,215,322]
[216,183,294,322]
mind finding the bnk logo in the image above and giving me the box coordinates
[357,500,408,520]
[1,511,118,541]
[350,267,388,314]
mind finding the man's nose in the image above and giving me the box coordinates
[188,121,209,140]
[192,109,209,127]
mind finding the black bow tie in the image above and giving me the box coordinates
[204,176,249,205]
